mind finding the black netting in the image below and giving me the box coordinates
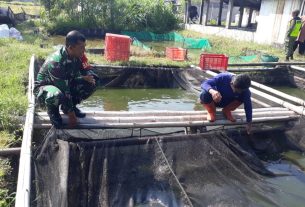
[31,126,305,207]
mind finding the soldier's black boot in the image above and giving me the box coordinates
[74,106,86,118]
[47,105,62,128]
[61,105,86,118]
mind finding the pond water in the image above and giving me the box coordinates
[80,88,201,111]
[264,153,305,207]
[271,86,305,100]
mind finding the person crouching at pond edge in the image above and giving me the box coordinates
[200,73,252,134]
[34,30,97,128]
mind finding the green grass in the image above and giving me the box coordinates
[0,38,51,131]
[0,1,42,15]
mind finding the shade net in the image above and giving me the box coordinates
[122,31,211,50]
[31,125,305,207]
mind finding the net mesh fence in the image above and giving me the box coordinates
[31,123,305,207]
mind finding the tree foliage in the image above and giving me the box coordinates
[40,0,181,34]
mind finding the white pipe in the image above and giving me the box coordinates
[36,107,290,117]
[15,56,35,207]
[35,111,294,125]
[290,65,305,72]
[33,115,299,129]
[251,80,305,107]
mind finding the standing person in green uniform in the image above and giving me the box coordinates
[34,30,97,128]
[285,10,301,61]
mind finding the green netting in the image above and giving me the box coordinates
[260,54,279,62]
[132,38,151,51]
[123,31,211,50]
[229,55,258,63]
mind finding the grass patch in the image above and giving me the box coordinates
[0,38,51,130]
[0,1,42,15]
[0,159,15,207]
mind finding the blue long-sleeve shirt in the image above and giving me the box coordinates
[201,73,252,123]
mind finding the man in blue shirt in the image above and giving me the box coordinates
[200,73,252,134]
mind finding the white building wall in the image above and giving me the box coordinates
[255,0,302,44]
[186,0,303,45]
[185,24,255,42]
[254,0,278,44]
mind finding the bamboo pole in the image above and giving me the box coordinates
[229,62,305,67]
[294,76,305,83]
[33,115,299,129]
[250,88,305,115]
[0,148,21,156]
[251,97,271,107]
[35,110,295,125]
[228,68,276,72]
[15,55,35,207]
[290,65,305,72]
[250,79,305,107]
[92,64,183,71]
[35,107,290,118]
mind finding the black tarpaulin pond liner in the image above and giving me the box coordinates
[31,127,305,207]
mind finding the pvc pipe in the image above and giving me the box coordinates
[33,115,299,129]
[0,148,21,156]
[229,62,305,67]
[15,55,35,207]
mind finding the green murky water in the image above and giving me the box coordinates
[80,88,201,111]
[265,155,305,207]
[272,86,305,100]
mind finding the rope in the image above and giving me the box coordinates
[155,138,193,207]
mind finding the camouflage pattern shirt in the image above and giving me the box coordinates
[35,46,83,112]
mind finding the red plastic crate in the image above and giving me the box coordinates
[166,47,187,61]
[105,33,131,61]
[199,54,228,70]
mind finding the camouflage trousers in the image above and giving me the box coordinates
[35,78,97,109]
[285,36,297,58]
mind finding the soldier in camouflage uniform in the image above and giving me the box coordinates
[34,30,97,128]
